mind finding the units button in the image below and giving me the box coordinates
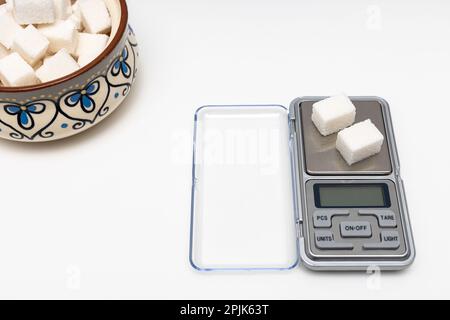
[340,221,372,238]
[313,210,349,228]
[315,231,354,250]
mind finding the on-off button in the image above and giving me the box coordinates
[340,221,372,238]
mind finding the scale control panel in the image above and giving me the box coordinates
[304,180,407,258]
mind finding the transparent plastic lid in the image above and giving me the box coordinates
[190,105,299,271]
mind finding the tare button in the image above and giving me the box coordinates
[359,210,397,228]
[340,221,372,238]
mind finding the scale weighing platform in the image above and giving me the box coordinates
[190,97,415,271]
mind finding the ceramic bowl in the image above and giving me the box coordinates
[0,0,138,142]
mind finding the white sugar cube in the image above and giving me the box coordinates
[35,49,79,83]
[78,0,111,34]
[39,19,78,54]
[72,1,81,18]
[336,119,385,165]
[69,13,82,30]
[312,94,356,136]
[0,52,38,86]
[12,0,56,25]
[12,25,49,66]
[0,44,9,59]
[72,0,81,13]
[76,33,108,67]
[0,11,22,48]
[69,1,82,30]
[0,2,12,14]
[53,0,71,20]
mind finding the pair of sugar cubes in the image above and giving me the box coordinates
[312,94,385,166]
[0,0,112,87]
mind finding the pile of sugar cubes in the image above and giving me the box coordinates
[312,94,385,165]
[0,0,112,87]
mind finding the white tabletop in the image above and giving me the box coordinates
[0,0,448,299]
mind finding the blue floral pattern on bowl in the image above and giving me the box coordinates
[65,81,100,113]
[112,47,132,79]
[4,103,46,130]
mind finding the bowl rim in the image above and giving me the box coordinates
[0,0,129,93]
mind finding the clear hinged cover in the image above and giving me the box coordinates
[190,105,299,271]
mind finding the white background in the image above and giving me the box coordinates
[0,0,449,299]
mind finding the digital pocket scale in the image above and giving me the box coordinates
[189,97,415,271]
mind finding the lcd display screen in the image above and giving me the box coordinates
[314,184,391,208]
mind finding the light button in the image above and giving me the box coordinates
[364,231,401,250]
